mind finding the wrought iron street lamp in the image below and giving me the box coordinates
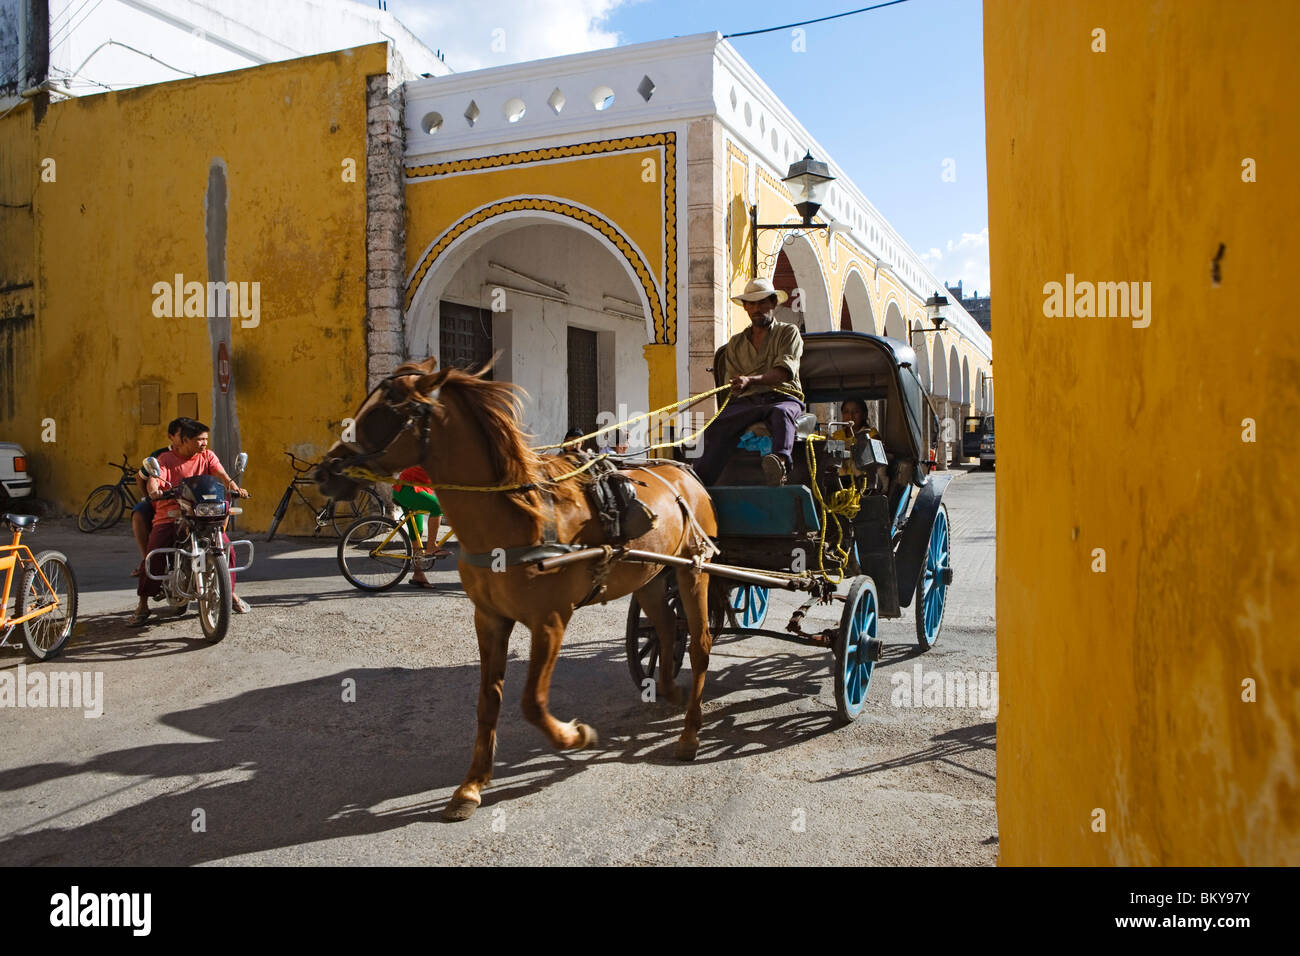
[750,152,836,275]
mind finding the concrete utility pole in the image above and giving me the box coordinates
[204,159,242,470]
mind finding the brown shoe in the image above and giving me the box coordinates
[761,454,787,486]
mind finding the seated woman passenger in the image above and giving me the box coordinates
[834,398,878,477]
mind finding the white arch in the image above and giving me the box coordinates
[948,345,962,403]
[961,355,971,406]
[405,201,659,360]
[930,333,948,399]
[912,320,930,391]
[884,299,907,343]
[840,266,875,333]
[777,234,833,332]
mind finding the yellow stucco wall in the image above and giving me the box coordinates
[0,43,387,531]
[986,0,1299,864]
[403,135,678,411]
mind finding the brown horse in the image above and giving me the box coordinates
[316,358,719,821]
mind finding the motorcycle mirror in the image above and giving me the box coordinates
[142,456,162,478]
[234,452,248,475]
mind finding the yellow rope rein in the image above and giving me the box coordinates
[343,383,738,493]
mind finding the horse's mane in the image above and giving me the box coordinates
[391,358,590,533]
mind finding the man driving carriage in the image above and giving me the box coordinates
[695,277,805,487]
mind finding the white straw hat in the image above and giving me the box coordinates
[731,277,789,305]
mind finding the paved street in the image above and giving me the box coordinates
[0,470,996,865]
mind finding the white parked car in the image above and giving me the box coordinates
[0,442,33,501]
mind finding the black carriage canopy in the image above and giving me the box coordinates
[799,332,927,480]
[710,330,927,484]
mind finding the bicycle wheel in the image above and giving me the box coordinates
[337,516,412,591]
[196,551,232,643]
[330,487,387,537]
[77,485,124,533]
[17,550,79,661]
[266,487,294,541]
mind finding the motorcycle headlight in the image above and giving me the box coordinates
[193,502,227,517]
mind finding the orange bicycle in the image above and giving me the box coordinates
[0,513,78,660]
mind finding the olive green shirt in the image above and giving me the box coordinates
[724,319,804,399]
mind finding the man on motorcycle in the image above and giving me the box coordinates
[128,418,250,627]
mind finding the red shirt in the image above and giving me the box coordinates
[396,466,434,496]
[152,449,223,527]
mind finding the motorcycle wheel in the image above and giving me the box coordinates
[196,550,232,643]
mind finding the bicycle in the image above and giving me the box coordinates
[77,454,141,533]
[266,451,385,542]
[336,509,455,591]
[0,512,78,660]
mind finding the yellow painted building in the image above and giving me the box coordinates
[0,43,389,531]
[399,33,992,450]
[986,0,1299,863]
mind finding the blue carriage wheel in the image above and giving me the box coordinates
[729,584,770,629]
[833,576,878,723]
[915,503,951,649]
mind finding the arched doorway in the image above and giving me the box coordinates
[884,300,907,343]
[771,236,833,332]
[840,267,875,333]
[406,214,653,445]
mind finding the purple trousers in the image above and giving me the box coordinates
[695,394,804,485]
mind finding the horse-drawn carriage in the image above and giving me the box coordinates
[316,332,954,819]
[625,331,954,721]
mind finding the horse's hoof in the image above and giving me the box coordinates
[574,722,599,750]
[442,797,480,821]
[675,738,699,761]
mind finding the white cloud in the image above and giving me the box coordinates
[920,226,990,297]
[389,0,630,72]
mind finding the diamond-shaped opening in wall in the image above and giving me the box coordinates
[771,129,779,151]
[729,86,737,110]
[759,115,765,134]
[590,85,615,111]
[420,112,443,135]
[504,97,526,123]
[637,75,655,102]
[464,100,481,127]
[743,102,752,126]
[548,87,566,114]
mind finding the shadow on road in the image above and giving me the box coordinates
[0,638,854,864]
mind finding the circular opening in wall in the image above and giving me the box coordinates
[729,86,738,109]
[503,97,526,123]
[771,129,779,150]
[420,111,443,135]
[590,85,615,110]
[743,101,752,126]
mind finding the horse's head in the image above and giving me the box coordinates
[314,357,447,500]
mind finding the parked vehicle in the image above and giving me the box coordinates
[978,415,995,469]
[141,453,254,643]
[77,455,142,532]
[0,442,32,502]
[962,416,986,461]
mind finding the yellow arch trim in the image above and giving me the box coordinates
[404,198,669,342]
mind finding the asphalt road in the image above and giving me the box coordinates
[0,469,996,865]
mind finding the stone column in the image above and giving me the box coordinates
[365,73,407,389]
[686,118,727,403]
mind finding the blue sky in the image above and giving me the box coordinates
[390,0,991,294]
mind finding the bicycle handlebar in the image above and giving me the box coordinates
[284,451,319,474]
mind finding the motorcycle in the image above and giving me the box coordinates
[141,453,255,643]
